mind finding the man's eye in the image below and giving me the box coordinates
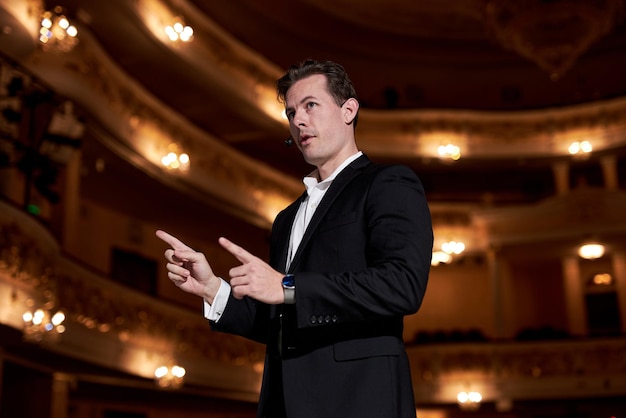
[286,111,295,120]
[306,102,317,109]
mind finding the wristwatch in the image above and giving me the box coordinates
[282,274,296,304]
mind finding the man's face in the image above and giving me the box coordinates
[284,74,356,174]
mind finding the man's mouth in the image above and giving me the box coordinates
[299,134,314,146]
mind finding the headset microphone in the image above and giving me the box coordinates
[285,136,294,147]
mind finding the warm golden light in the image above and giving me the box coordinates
[457,391,482,411]
[161,144,190,171]
[39,6,78,52]
[431,251,452,266]
[51,311,66,325]
[154,363,186,389]
[568,140,593,155]
[592,273,612,286]
[442,240,465,255]
[23,307,66,343]
[578,243,605,259]
[437,144,461,161]
[165,16,193,42]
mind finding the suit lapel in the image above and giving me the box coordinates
[274,191,308,271]
[287,155,371,272]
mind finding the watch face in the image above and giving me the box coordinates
[282,274,295,288]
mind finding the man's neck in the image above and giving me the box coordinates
[315,150,362,182]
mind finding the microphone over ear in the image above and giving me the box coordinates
[285,136,294,147]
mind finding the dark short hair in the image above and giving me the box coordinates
[276,59,359,128]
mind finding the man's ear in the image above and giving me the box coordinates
[342,97,359,125]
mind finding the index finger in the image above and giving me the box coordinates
[156,229,192,251]
[218,237,255,264]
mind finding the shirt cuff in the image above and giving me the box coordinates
[203,278,230,322]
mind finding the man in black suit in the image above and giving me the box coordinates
[157,60,433,418]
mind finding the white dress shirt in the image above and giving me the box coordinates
[204,151,363,321]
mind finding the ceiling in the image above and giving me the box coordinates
[2,0,626,243]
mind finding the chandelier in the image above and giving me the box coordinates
[483,0,625,79]
[39,6,79,52]
[22,307,66,343]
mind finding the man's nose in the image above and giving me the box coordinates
[292,110,307,126]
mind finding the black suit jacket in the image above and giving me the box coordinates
[212,155,433,418]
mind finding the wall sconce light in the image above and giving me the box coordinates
[39,6,79,52]
[431,240,465,265]
[154,363,186,389]
[431,250,452,266]
[22,308,66,343]
[568,140,592,158]
[457,391,482,411]
[591,273,612,286]
[442,240,465,255]
[165,16,194,42]
[578,242,605,260]
[437,143,461,161]
[161,143,190,171]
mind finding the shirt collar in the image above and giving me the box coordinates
[303,151,363,194]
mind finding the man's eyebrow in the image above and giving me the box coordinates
[286,95,318,110]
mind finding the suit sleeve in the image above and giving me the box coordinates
[293,165,433,327]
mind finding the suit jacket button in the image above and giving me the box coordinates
[310,315,317,324]
[332,315,338,323]
[324,315,331,323]
[317,315,324,323]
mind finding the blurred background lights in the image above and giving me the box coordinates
[39,6,79,52]
[457,391,482,410]
[442,240,466,255]
[165,16,194,42]
[154,363,186,389]
[437,143,461,160]
[161,144,190,171]
[431,250,452,266]
[592,273,612,285]
[578,242,605,259]
[568,140,592,155]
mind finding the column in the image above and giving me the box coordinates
[551,161,570,195]
[62,150,82,253]
[51,373,71,418]
[611,251,626,334]
[599,155,619,191]
[487,247,512,339]
[561,255,587,336]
